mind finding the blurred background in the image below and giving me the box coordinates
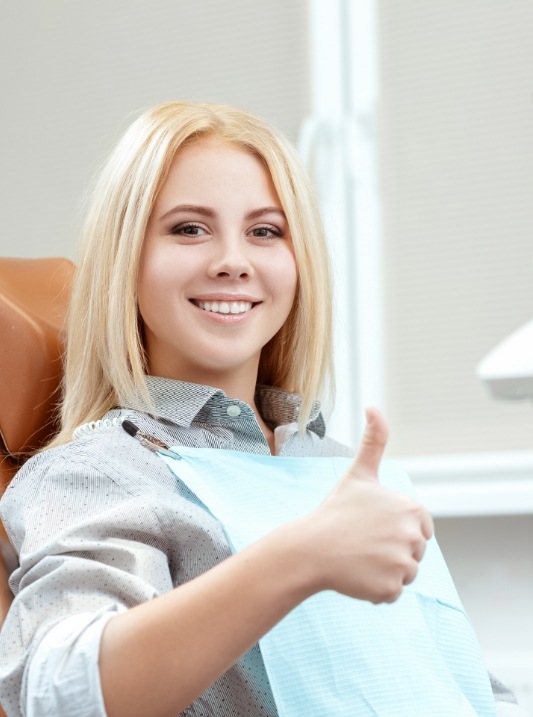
[1,0,532,707]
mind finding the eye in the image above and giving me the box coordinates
[170,222,207,237]
[249,225,284,240]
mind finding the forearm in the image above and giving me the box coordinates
[99,520,311,717]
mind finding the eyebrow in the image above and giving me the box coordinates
[159,204,286,222]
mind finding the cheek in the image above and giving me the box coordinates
[277,251,298,305]
[137,250,178,326]
[137,262,158,322]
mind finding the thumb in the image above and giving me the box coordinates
[347,407,389,481]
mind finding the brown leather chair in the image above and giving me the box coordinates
[0,257,74,634]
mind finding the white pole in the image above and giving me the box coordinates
[299,0,382,446]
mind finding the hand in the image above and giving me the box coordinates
[303,408,434,604]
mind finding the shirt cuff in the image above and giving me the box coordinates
[25,606,125,717]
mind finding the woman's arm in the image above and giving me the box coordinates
[100,409,433,717]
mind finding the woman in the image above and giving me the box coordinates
[0,102,520,716]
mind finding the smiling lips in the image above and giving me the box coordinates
[194,300,256,315]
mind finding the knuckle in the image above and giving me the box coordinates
[408,498,424,514]
[382,584,403,603]
[396,555,412,574]
[376,575,404,603]
[405,527,425,550]
[402,562,419,586]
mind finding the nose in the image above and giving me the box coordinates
[207,237,253,280]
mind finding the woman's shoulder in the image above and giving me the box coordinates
[0,412,180,551]
[2,411,172,509]
[10,419,134,485]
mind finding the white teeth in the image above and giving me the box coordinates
[197,300,253,314]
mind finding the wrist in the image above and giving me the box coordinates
[259,515,324,603]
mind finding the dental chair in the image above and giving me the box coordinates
[0,257,74,637]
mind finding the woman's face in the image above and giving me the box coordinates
[138,137,298,389]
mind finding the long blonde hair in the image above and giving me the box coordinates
[51,101,334,445]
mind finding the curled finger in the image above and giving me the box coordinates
[412,537,427,563]
[401,559,419,587]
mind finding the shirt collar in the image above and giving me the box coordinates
[255,385,325,437]
[144,376,223,426]
[142,376,325,438]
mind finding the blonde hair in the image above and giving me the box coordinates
[50,101,334,446]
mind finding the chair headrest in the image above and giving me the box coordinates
[0,257,74,455]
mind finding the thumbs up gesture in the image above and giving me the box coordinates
[303,408,434,604]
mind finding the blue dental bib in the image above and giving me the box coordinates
[160,447,495,717]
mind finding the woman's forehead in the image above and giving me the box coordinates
[154,138,282,213]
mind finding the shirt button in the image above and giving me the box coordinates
[226,404,242,418]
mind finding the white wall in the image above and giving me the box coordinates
[378,0,533,456]
[0,0,310,260]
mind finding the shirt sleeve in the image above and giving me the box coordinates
[25,609,121,717]
[491,673,531,716]
[0,449,176,717]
